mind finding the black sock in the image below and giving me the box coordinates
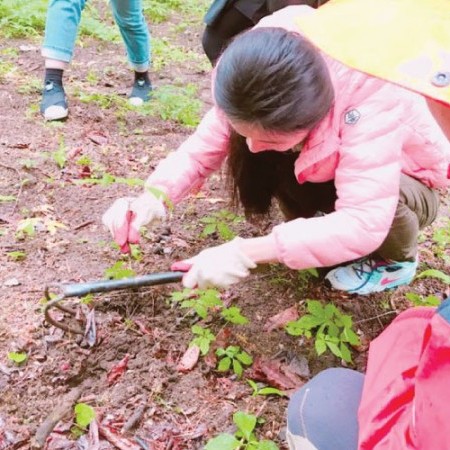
[45,68,64,86]
[134,71,150,84]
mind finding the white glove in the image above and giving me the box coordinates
[102,191,166,252]
[174,238,257,289]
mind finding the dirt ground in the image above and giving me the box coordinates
[0,4,449,450]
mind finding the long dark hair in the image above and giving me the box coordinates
[214,28,334,216]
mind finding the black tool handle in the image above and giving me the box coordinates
[61,271,184,298]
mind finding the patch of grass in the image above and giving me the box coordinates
[0,0,48,38]
[152,38,205,71]
[77,91,128,110]
[79,3,121,42]
[142,0,208,23]
[0,60,16,82]
[0,0,119,40]
[138,84,202,127]
[17,76,42,95]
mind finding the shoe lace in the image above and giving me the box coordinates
[351,258,388,291]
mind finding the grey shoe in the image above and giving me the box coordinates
[40,81,68,121]
[129,78,152,106]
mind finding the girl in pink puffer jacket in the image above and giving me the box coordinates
[103,6,449,295]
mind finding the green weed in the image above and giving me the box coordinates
[216,345,253,378]
[171,288,223,319]
[221,306,249,325]
[205,411,278,450]
[416,268,450,285]
[104,261,136,280]
[6,251,26,261]
[190,324,216,355]
[247,380,285,398]
[7,352,28,365]
[138,84,202,127]
[405,292,441,307]
[286,300,360,363]
[0,195,16,203]
[200,209,244,241]
[142,0,208,23]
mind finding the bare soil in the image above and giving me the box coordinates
[0,6,449,450]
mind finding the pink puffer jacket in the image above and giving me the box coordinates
[147,6,449,270]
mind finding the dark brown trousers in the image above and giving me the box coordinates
[275,174,440,262]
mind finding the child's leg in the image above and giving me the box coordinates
[41,0,86,120]
[42,0,86,64]
[110,0,150,72]
[287,368,364,450]
[376,174,440,262]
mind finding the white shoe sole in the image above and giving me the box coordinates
[129,97,144,106]
[44,105,68,121]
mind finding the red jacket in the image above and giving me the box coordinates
[358,300,450,449]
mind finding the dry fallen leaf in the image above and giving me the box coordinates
[176,345,200,372]
[263,306,299,332]
[107,354,129,385]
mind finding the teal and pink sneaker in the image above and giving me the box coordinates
[325,256,418,295]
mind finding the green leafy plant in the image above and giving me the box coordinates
[52,138,67,169]
[286,300,360,363]
[6,251,26,261]
[171,287,223,319]
[104,261,136,280]
[200,210,244,241]
[15,218,40,239]
[190,325,216,355]
[0,195,16,203]
[7,352,27,365]
[405,292,441,307]
[431,220,450,262]
[205,411,278,450]
[76,155,93,167]
[247,380,285,397]
[221,306,249,325]
[139,84,202,127]
[417,269,450,285]
[74,403,96,429]
[216,346,253,378]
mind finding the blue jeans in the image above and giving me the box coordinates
[42,0,150,71]
[286,368,364,450]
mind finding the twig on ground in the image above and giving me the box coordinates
[122,403,147,433]
[98,423,142,450]
[354,310,397,324]
[31,384,85,448]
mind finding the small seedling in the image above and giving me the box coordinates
[104,261,136,280]
[7,352,27,365]
[247,380,285,397]
[205,411,278,450]
[72,402,96,437]
[200,209,244,241]
[76,155,93,167]
[416,269,450,285]
[190,325,216,355]
[15,218,40,239]
[216,345,253,378]
[0,195,15,203]
[286,300,360,363]
[221,306,248,325]
[6,251,26,261]
[405,292,441,307]
[80,294,94,305]
[52,137,67,169]
[171,287,223,319]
